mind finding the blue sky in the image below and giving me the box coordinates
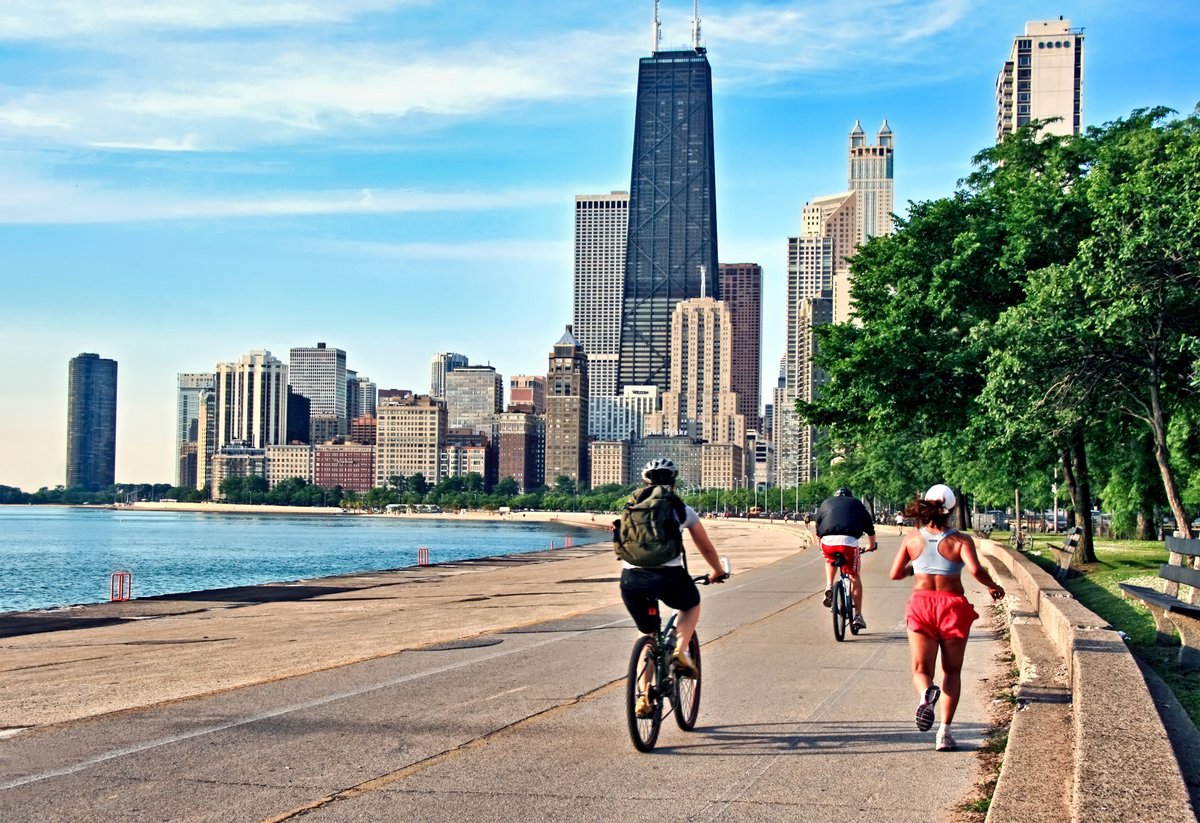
[2,1,1198,491]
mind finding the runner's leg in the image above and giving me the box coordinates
[938,636,969,724]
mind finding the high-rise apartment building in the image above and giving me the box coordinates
[347,373,376,421]
[848,120,895,246]
[445,366,503,434]
[996,18,1084,142]
[375,395,446,487]
[315,443,374,493]
[66,353,118,490]
[793,191,857,324]
[574,191,629,430]
[776,297,832,489]
[619,9,719,393]
[545,326,589,489]
[429,352,469,400]
[718,263,762,432]
[214,350,289,449]
[289,343,347,434]
[590,385,659,442]
[495,411,545,492]
[660,297,745,455]
[509,375,546,415]
[175,372,214,487]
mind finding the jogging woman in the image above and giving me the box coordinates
[890,484,1004,751]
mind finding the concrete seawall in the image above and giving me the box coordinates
[978,538,1196,822]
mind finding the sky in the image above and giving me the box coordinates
[2,1,1198,492]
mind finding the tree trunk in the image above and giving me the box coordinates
[1136,508,1158,541]
[1148,374,1194,540]
[1066,432,1097,564]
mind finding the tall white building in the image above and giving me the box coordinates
[573,192,629,435]
[659,297,745,450]
[590,385,659,442]
[289,343,348,434]
[347,372,377,420]
[996,18,1084,142]
[848,120,895,247]
[376,395,446,487]
[175,372,214,486]
[429,352,469,400]
[214,350,289,450]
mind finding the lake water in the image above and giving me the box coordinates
[0,507,603,614]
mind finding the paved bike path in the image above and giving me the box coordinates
[0,533,1000,822]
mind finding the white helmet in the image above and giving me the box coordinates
[924,484,957,512]
[642,457,678,482]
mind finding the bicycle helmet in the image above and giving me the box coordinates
[924,483,957,512]
[835,487,853,497]
[642,457,678,483]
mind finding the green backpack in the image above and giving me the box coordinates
[615,484,686,567]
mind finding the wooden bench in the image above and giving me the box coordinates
[1119,536,1200,670]
[1049,526,1084,580]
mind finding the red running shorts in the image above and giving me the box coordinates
[820,541,861,575]
[905,590,979,640]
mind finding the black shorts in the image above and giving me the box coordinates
[620,566,701,634]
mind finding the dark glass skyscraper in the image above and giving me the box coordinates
[66,353,117,490]
[619,44,719,393]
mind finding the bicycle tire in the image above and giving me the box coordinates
[833,577,849,642]
[671,633,702,731]
[626,634,661,751]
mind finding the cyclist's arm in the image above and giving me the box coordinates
[684,519,726,581]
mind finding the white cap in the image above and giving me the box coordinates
[924,484,957,512]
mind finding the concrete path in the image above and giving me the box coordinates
[0,520,1004,822]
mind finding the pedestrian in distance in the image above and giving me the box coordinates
[814,487,877,631]
[613,458,728,715]
[890,484,1005,751]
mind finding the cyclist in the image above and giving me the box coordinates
[890,484,1005,751]
[616,458,727,715]
[815,486,877,631]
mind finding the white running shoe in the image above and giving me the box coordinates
[936,727,957,751]
[915,686,941,732]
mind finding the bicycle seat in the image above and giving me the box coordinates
[831,551,846,567]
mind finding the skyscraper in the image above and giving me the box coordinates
[619,6,719,393]
[289,343,348,434]
[574,191,629,436]
[848,120,895,246]
[176,372,215,487]
[429,352,469,400]
[66,353,117,490]
[660,297,744,450]
[214,350,289,449]
[718,263,763,431]
[376,395,446,487]
[545,326,589,489]
[444,366,503,434]
[996,18,1085,142]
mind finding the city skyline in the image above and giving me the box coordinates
[2,2,1199,491]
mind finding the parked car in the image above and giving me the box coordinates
[977,510,1009,530]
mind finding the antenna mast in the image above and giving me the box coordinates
[692,0,701,48]
[652,0,660,53]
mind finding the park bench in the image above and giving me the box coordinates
[1049,526,1084,580]
[1118,535,1200,670]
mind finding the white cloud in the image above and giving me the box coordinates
[0,1,415,39]
[0,170,565,224]
[317,238,569,264]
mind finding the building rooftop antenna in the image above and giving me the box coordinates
[692,0,701,49]
[652,0,661,53]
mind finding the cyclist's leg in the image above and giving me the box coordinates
[658,568,702,652]
[847,547,864,615]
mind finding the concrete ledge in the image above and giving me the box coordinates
[978,540,1195,822]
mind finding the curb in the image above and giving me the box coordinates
[979,539,1195,822]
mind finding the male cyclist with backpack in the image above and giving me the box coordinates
[615,458,727,705]
[815,486,877,631]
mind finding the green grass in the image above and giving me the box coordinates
[1015,533,1200,727]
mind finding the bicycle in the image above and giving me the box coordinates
[830,548,874,642]
[625,559,730,752]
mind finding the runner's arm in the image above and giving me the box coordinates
[889,538,915,580]
[959,534,1005,600]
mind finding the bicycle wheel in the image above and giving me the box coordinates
[832,577,849,642]
[626,635,661,752]
[672,633,702,731]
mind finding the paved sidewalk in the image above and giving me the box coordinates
[0,517,809,730]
